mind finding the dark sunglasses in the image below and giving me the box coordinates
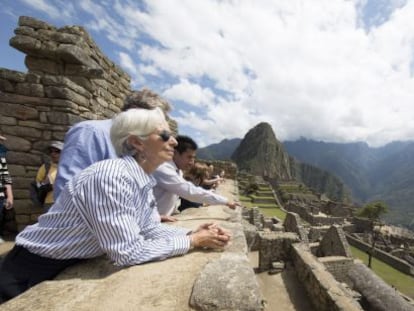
[49,148,61,154]
[158,130,174,142]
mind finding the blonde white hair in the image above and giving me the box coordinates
[110,107,166,156]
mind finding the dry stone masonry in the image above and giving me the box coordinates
[0,16,178,231]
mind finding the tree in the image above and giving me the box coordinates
[356,201,388,268]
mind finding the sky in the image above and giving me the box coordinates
[1,0,414,147]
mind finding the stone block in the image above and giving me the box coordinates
[10,35,42,54]
[2,135,31,152]
[0,79,14,92]
[25,56,64,75]
[0,116,17,126]
[318,225,352,258]
[0,68,26,82]
[16,82,44,97]
[6,151,42,166]
[18,16,55,30]
[0,102,38,120]
[190,253,263,311]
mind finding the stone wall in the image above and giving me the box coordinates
[285,202,346,226]
[292,244,364,311]
[346,234,414,276]
[0,16,185,233]
[0,16,133,231]
[320,256,354,283]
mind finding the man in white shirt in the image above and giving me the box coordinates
[153,135,239,221]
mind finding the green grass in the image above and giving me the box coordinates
[239,195,287,221]
[259,207,287,220]
[350,246,414,299]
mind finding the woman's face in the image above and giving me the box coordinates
[49,147,61,163]
[141,122,177,166]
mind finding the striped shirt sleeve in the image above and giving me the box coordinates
[74,160,191,266]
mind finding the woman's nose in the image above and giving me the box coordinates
[170,136,178,146]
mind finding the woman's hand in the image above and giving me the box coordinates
[190,223,232,249]
[160,215,178,222]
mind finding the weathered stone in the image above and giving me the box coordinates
[1,135,31,152]
[7,164,26,176]
[243,220,260,251]
[0,79,14,92]
[0,102,38,120]
[25,56,64,75]
[0,68,26,82]
[14,25,36,37]
[284,212,309,243]
[67,76,94,92]
[15,82,44,97]
[60,25,89,37]
[15,214,30,224]
[190,253,263,311]
[3,126,42,139]
[56,44,93,65]
[14,200,37,214]
[348,262,414,311]
[318,225,352,258]
[42,75,92,98]
[51,131,66,141]
[18,16,55,30]
[44,86,89,106]
[38,40,58,58]
[45,111,69,125]
[25,73,41,83]
[12,189,30,200]
[6,151,42,166]
[65,64,104,78]
[9,35,42,54]
[258,231,300,271]
[52,31,81,44]
[68,113,86,125]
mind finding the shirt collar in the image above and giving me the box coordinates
[122,155,156,189]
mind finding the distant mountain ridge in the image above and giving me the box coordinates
[217,122,349,202]
[284,138,414,229]
[197,134,414,229]
[197,138,241,160]
[231,122,293,180]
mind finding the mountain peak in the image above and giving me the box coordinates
[231,122,292,179]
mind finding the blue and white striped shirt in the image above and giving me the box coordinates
[17,156,191,266]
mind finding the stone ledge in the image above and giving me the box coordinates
[1,181,263,311]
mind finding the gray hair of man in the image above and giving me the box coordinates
[122,88,171,113]
[110,107,166,156]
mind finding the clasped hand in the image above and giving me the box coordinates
[190,223,231,249]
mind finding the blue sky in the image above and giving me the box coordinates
[1,0,413,147]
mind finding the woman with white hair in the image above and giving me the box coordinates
[0,108,231,303]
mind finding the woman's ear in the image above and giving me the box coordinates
[127,135,144,153]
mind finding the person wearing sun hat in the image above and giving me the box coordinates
[0,134,13,244]
[35,141,64,211]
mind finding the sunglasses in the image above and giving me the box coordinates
[49,148,61,154]
[158,130,174,142]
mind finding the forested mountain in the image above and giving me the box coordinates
[197,138,241,160]
[231,122,292,180]
[229,123,349,202]
[198,132,414,229]
[284,139,414,229]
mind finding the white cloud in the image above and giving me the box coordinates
[9,0,414,147]
[163,79,215,107]
[19,0,74,21]
[118,52,137,76]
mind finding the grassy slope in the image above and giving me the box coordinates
[239,194,287,221]
[350,246,414,299]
